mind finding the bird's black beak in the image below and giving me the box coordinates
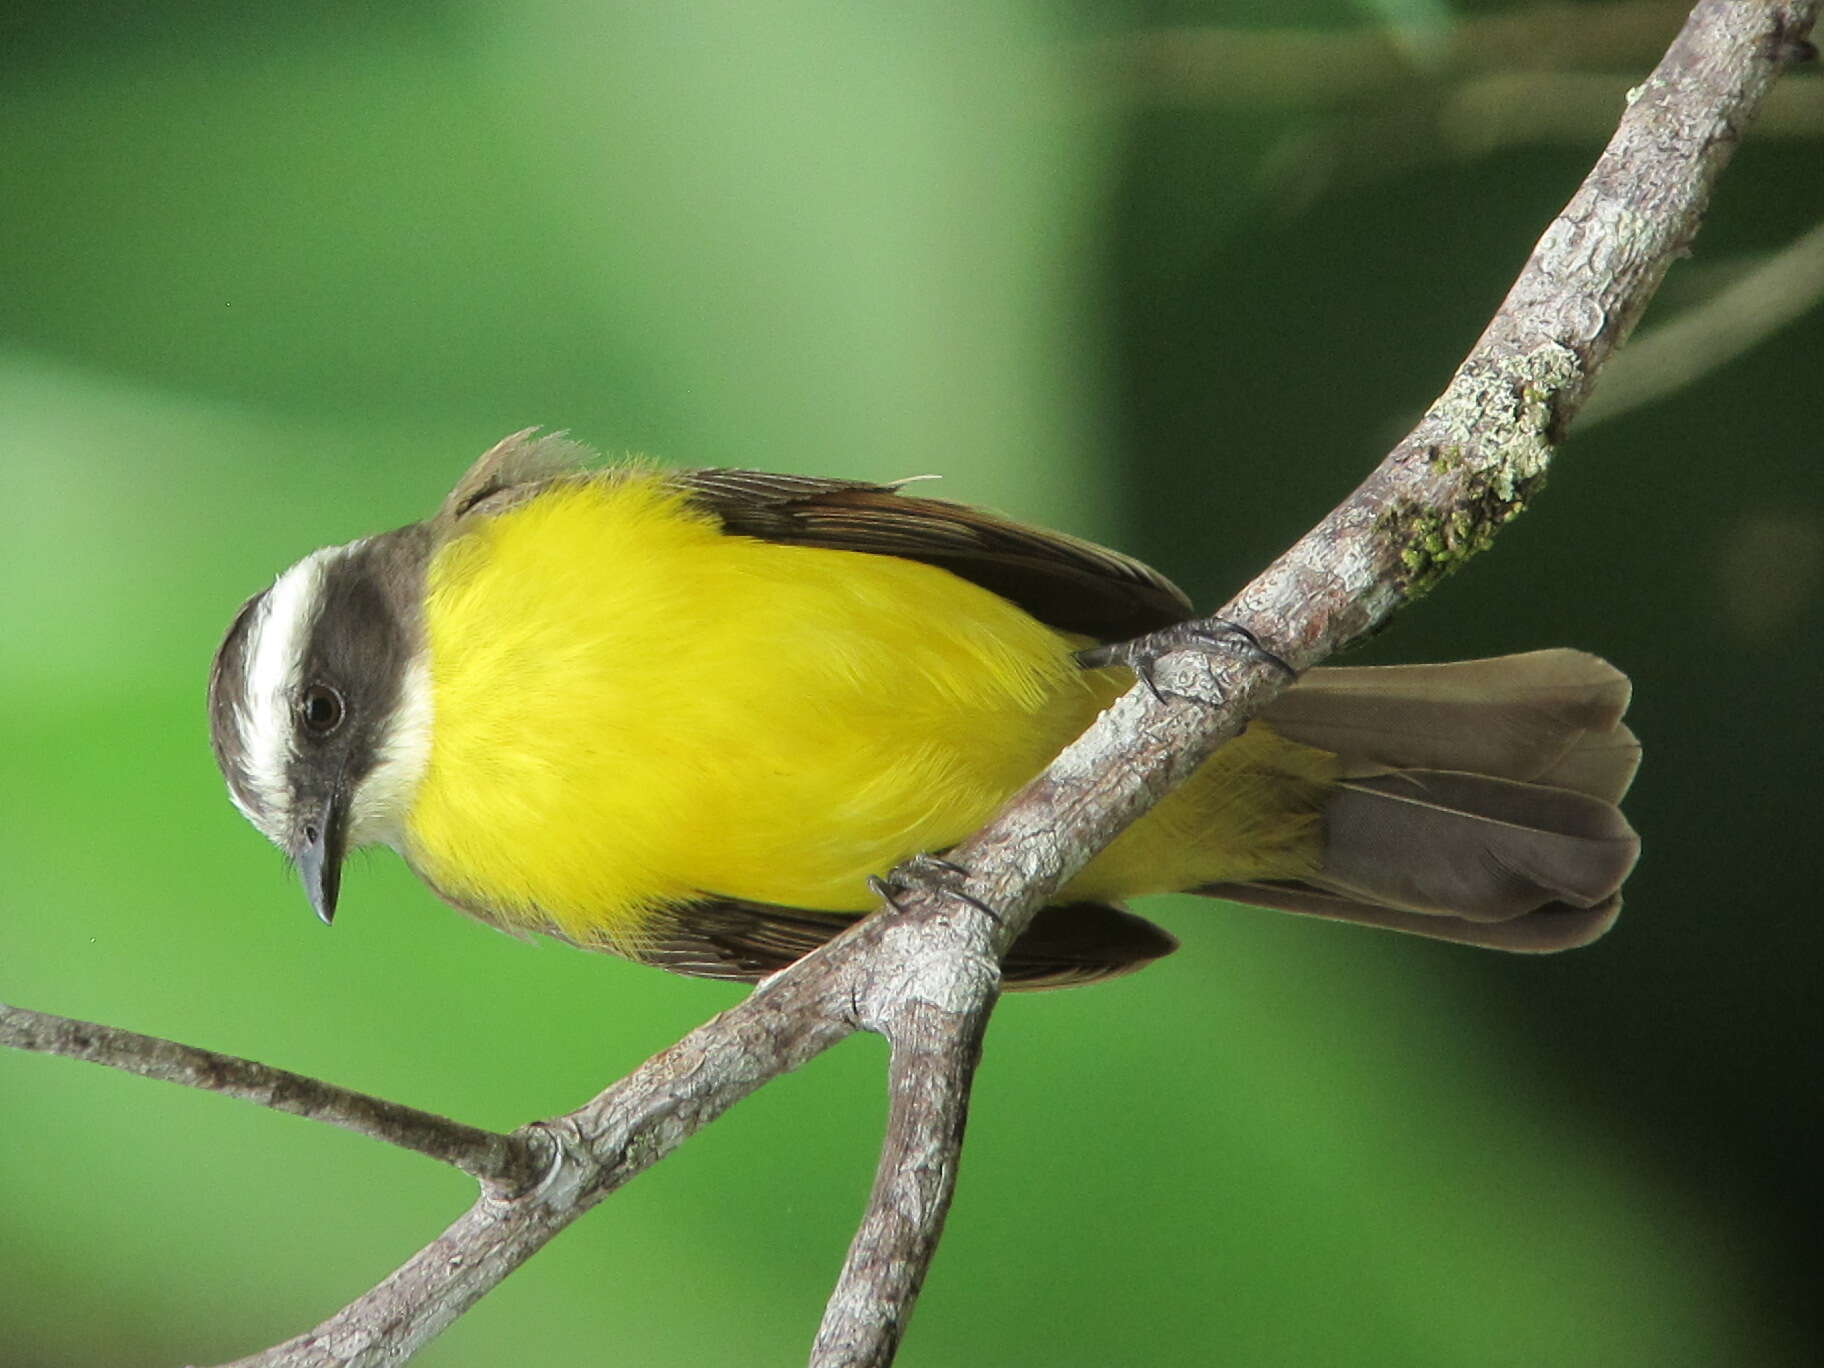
[296,792,347,926]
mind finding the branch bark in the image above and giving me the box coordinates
[811,977,993,1366]
[0,1003,538,1188]
[5,4,1815,1366]
[1580,217,1824,425]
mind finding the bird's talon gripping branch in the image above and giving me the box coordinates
[917,854,970,878]
[901,851,974,884]
[871,854,1004,927]
[1077,617,1296,704]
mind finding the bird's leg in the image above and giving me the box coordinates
[868,853,1002,926]
[1077,618,1296,705]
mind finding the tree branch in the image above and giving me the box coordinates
[215,925,865,1365]
[813,4,1819,1361]
[811,979,993,1366]
[0,1002,538,1189]
[7,4,1814,1366]
[1580,217,1824,425]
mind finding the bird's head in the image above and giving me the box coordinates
[207,531,432,924]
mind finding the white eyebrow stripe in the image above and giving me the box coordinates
[235,542,360,841]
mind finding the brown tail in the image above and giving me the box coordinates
[1197,650,1641,952]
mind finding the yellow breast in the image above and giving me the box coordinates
[402,473,1114,949]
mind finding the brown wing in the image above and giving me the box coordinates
[673,469,1193,641]
[638,896,1179,991]
[431,434,1189,642]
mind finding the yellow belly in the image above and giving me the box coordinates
[403,473,1329,950]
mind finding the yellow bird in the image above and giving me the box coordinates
[207,432,1640,987]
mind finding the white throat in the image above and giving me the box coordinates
[346,651,433,852]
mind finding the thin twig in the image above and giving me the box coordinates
[0,1002,538,1188]
[215,937,863,1365]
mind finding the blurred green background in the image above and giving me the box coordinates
[2,2,1819,1364]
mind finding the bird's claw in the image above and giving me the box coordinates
[869,854,1002,925]
[1078,617,1297,704]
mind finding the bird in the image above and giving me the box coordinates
[206,430,1640,989]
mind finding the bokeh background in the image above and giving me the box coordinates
[2,2,1819,1365]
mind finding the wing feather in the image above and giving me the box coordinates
[434,435,1191,642]
[637,896,1178,991]
[673,469,1192,641]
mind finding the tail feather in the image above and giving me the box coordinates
[1315,769,1639,919]
[1261,648,1637,791]
[1194,882,1622,953]
[1534,722,1640,803]
[1201,650,1641,953]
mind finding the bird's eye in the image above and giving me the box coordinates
[300,683,345,736]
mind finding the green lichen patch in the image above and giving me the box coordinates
[1381,465,1548,601]
[1383,344,1578,599]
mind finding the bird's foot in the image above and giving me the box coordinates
[1077,617,1296,705]
[868,853,1001,925]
